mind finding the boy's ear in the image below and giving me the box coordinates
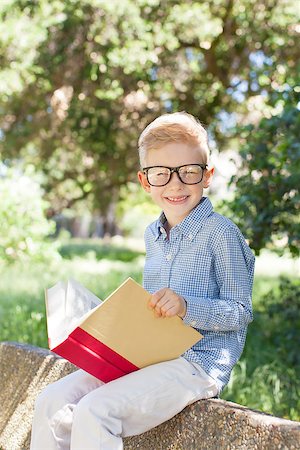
[203,166,214,188]
[137,170,151,192]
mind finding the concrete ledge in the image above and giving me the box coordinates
[0,341,299,450]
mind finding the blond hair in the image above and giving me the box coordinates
[138,111,209,166]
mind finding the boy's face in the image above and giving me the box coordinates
[138,141,214,228]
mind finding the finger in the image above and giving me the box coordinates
[160,300,175,315]
[155,294,173,316]
[154,297,170,317]
[160,299,176,317]
[148,295,157,309]
[154,301,165,316]
[164,305,178,317]
[148,288,167,308]
[156,296,169,310]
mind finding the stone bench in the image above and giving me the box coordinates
[0,341,299,450]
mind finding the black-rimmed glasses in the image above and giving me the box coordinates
[143,164,207,187]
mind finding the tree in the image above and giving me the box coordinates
[0,0,299,243]
[228,84,300,256]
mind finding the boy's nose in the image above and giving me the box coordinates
[168,171,183,186]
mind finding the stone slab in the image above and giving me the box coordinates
[0,341,299,450]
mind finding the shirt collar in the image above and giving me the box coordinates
[153,197,214,241]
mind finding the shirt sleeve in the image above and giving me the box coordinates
[183,226,255,332]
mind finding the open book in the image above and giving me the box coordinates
[45,277,202,383]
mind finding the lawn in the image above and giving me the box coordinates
[0,240,299,421]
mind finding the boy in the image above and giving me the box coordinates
[30,111,255,450]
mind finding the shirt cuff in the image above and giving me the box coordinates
[182,296,210,329]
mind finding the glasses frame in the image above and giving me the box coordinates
[142,164,208,187]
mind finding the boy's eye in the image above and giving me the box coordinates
[181,166,200,175]
[154,168,168,176]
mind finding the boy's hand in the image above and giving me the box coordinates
[148,288,187,318]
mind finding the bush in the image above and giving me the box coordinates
[223,276,300,420]
[0,165,59,264]
[228,87,300,257]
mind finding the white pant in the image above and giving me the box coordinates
[30,357,218,450]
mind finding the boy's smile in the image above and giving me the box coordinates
[165,195,189,204]
[138,142,214,228]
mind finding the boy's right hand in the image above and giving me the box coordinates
[148,288,187,319]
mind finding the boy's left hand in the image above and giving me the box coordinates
[148,288,187,318]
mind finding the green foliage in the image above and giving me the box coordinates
[228,86,300,256]
[222,276,300,420]
[0,0,299,228]
[265,277,300,367]
[0,166,59,263]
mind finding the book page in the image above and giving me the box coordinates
[45,281,68,348]
[46,279,101,348]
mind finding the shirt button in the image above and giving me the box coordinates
[160,227,165,233]
[190,320,197,327]
[188,233,193,240]
[166,254,172,261]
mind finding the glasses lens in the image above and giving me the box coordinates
[179,165,203,184]
[147,167,170,186]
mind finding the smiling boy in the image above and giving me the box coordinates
[138,140,213,319]
[138,111,255,390]
[30,111,254,450]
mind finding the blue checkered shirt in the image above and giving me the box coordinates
[143,197,255,392]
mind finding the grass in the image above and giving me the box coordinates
[0,242,144,347]
[58,239,143,262]
[0,240,299,421]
